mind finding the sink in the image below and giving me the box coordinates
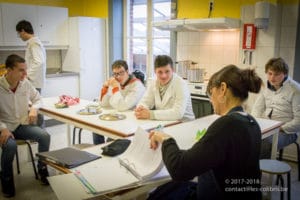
[46,68,61,74]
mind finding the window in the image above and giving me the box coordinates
[125,0,171,79]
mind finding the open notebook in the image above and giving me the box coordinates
[73,127,167,194]
[36,147,101,168]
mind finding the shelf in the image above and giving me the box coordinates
[0,45,69,51]
[153,17,241,32]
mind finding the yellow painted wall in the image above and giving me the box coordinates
[177,0,298,19]
[1,0,297,19]
[0,0,108,17]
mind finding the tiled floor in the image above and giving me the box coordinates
[2,124,300,200]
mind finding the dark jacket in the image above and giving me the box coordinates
[162,106,262,200]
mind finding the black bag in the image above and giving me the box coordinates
[101,139,131,156]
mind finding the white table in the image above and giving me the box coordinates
[48,114,283,200]
[39,97,179,146]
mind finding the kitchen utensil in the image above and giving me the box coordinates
[77,108,102,115]
[187,67,206,83]
[54,103,68,109]
[99,113,126,121]
[175,60,197,79]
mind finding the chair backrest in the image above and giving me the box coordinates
[132,70,145,85]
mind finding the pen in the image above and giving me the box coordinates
[155,124,164,131]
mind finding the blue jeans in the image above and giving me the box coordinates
[1,125,50,178]
[260,131,298,159]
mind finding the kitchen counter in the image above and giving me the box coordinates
[46,70,79,78]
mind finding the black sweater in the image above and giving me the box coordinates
[162,106,262,200]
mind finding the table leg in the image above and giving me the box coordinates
[67,124,71,146]
[270,131,279,159]
[266,130,279,200]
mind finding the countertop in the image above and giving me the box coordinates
[46,70,79,78]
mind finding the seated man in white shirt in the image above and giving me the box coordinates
[251,57,300,158]
[93,60,145,144]
[135,55,195,121]
[0,54,51,198]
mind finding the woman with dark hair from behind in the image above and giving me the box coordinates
[148,65,263,200]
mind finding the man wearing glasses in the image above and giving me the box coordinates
[93,60,145,144]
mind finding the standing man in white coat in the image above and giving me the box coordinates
[16,20,46,93]
[135,55,195,121]
[16,20,47,127]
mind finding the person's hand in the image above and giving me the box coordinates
[103,80,109,87]
[28,108,38,125]
[149,130,171,150]
[134,106,150,119]
[0,128,14,146]
[107,77,119,88]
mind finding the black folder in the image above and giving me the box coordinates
[36,147,101,168]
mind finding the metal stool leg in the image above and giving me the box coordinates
[287,172,291,200]
[78,128,82,144]
[277,174,284,200]
[73,127,83,144]
[25,141,38,179]
[72,127,77,145]
[294,142,300,181]
[15,148,20,174]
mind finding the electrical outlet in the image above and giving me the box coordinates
[209,0,214,10]
[208,0,214,17]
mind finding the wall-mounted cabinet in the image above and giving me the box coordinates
[1,3,37,46]
[0,3,68,47]
[37,6,68,46]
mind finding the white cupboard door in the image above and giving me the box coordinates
[37,6,68,46]
[1,3,37,46]
[42,76,79,97]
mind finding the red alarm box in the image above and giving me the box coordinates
[242,24,257,50]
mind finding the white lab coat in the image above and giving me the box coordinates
[25,36,46,89]
[138,73,195,121]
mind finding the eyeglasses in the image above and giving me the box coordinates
[113,70,126,77]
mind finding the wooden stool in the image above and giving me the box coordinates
[260,159,291,200]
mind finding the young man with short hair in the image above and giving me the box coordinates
[135,55,195,121]
[252,57,300,158]
[0,54,50,198]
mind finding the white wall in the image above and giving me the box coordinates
[177,30,240,80]
[176,3,299,161]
